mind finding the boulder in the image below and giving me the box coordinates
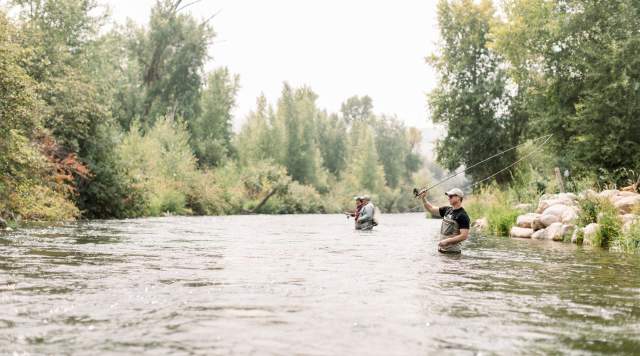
[613,194,640,214]
[560,208,578,224]
[563,224,576,241]
[621,214,638,225]
[582,223,600,246]
[579,189,598,200]
[598,189,619,201]
[516,213,540,229]
[514,203,533,212]
[472,217,489,232]
[510,226,534,238]
[545,222,571,241]
[558,192,578,202]
[536,197,575,214]
[541,204,578,225]
[542,204,568,218]
[621,215,637,233]
[532,228,546,240]
[539,193,556,201]
[531,216,545,231]
[539,214,561,228]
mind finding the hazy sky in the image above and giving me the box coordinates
[105,0,441,132]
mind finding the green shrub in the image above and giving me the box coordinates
[149,185,190,216]
[9,183,79,221]
[487,207,520,236]
[612,221,640,253]
[577,195,602,226]
[466,186,519,236]
[118,117,199,216]
[276,182,327,214]
[592,200,621,248]
[187,170,230,215]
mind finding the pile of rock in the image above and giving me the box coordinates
[510,193,579,241]
[597,189,640,234]
[509,190,640,245]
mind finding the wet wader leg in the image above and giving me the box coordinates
[439,216,461,253]
[359,221,374,231]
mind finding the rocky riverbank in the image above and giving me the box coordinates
[500,189,640,247]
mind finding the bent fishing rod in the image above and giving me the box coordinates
[412,134,554,198]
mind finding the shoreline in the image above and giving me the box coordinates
[472,188,640,253]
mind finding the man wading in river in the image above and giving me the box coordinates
[345,196,364,230]
[356,195,378,230]
[418,188,470,253]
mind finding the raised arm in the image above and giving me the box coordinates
[419,192,440,216]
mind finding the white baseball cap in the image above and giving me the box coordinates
[445,188,464,198]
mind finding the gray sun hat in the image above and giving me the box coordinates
[362,195,371,201]
[354,196,363,201]
[445,188,464,198]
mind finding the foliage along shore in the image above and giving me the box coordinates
[1,0,432,227]
[468,180,640,253]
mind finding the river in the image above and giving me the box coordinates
[1,213,639,355]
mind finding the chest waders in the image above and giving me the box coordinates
[439,214,461,253]
[358,206,377,231]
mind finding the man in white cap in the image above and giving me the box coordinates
[356,195,377,230]
[418,188,470,253]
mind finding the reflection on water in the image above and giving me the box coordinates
[1,214,639,355]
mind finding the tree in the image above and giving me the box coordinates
[191,67,240,167]
[0,11,79,220]
[343,122,386,193]
[372,115,418,188]
[316,113,348,177]
[236,95,281,166]
[341,95,373,123]
[276,84,325,187]
[490,0,640,179]
[428,0,522,185]
[119,0,214,129]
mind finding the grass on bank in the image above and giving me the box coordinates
[466,186,522,237]
[468,178,640,253]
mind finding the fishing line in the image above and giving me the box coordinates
[413,134,554,197]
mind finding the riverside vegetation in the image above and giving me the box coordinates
[468,179,640,253]
[429,0,640,253]
[0,0,426,224]
[2,0,639,257]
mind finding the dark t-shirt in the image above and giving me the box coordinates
[438,206,470,230]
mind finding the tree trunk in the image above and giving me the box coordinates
[250,189,278,214]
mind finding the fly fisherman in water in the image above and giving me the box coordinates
[345,196,365,230]
[418,188,470,253]
[356,195,378,230]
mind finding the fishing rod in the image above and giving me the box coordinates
[412,134,554,198]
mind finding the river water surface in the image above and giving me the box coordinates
[1,213,639,355]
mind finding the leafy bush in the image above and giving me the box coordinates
[9,183,79,221]
[266,182,326,214]
[118,117,199,216]
[577,195,602,226]
[613,221,640,253]
[592,200,622,248]
[466,186,519,236]
[187,170,230,215]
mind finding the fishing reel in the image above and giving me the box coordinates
[413,188,428,198]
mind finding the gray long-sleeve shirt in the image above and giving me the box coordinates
[357,202,375,222]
